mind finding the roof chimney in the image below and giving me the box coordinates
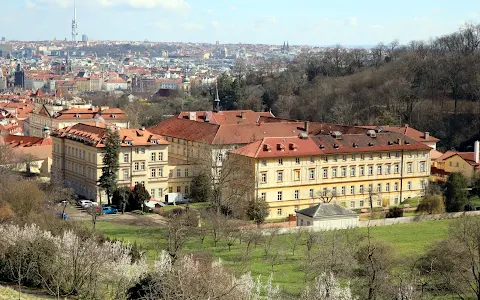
[424,132,430,140]
[475,141,479,164]
[189,112,197,121]
[397,138,402,145]
[240,111,246,119]
[304,121,310,133]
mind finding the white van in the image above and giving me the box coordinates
[164,193,189,205]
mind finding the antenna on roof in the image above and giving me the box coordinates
[213,82,220,113]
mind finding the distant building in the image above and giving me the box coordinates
[14,64,25,88]
[296,203,359,229]
[82,34,88,42]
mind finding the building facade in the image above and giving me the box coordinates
[51,123,170,202]
[231,131,432,219]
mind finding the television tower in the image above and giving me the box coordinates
[71,0,78,42]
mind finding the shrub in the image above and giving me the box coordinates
[416,194,445,215]
[386,207,404,218]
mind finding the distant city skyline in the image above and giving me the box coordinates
[2,0,480,45]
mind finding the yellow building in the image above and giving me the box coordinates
[51,123,170,202]
[231,131,431,219]
[74,78,92,92]
[434,152,479,181]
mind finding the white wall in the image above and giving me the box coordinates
[296,214,359,230]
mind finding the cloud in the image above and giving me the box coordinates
[207,9,213,15]
[26,0,71,8]
[26,1,36,8]
[211,20,220,29]
[253,16,277,28]
[152,22,170,29]
[96,0,191,12]
[181,23,204,30]
[230,6,237,12]
[347,17,358,26]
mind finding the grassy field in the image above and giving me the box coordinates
[95,217,454,296]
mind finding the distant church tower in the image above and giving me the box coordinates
[213,83,220,112]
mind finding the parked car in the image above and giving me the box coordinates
[164,193,190,205]
[80,200,98,208]
[102,206,118,214]
[55,211,69,220]
[57,200,69,206]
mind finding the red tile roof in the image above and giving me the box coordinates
[4,135,52,148]
[360,125,440,143]
[177,110,274,125]
[52,107,128,120]
[52,123,168,148]
[231,132,431,158]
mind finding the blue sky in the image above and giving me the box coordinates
[2,0,480,45]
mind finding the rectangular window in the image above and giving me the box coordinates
[261,160,267,166]
[277,208,282,216]
[360,200,364,207]
[309,169,315,180]
[408,181,412,190]
[342,155,347,161]
[324,155,328,162]
[369,153,373,160]
[360,154,365,160]
[294,190,299,200]
[310,157,315,163]
[151,169,156,177]
[368,166,373,176]
[394,182,399,191]
[150,189,155,198]
[333,155,338,162]
[169,186,173,193]
[351,154,356,161]
[277,171,283,182]
[341,167,347,177]
[386,183,390,192]
[322,188,327,197]
[277,191,283,201]
[295,157,300,164]
[177,169,181,177]
[332,168,338,178]
[261,192,266,201]
[387,152,391,159]
[377,183,382,192]
[123,153,129,163]
[360,166,365,176]
[350,167,356,177]
[159,152,163,161]
[420,162,425,172]
[395,152,400,158]
[278,159,283,165]
[377,165,382,175]
[185,168,189,177]
[261,172,267,183]
[135,148,139,154]
[134,162,139,171]
[176,186,181,193]
[394,164,399,174]
[386,165,391,174]
[294,169,300,181]
[140,162,145,170]
[407,163,413,173]
[377,200,382,207]
[341,186,346,195]
[158,168,163,177]
[350,185,355,195]
[332,187,337,196]
[309,189,314,198]
[123,169,129,179]
[323,168,328,178]
[360,185,364,194]
[350,201,355,208]
[151,152,156,161]
[141,148,145,154]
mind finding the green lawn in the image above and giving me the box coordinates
[94,217,455,296]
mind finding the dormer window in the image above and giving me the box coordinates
[151,139,158,144]
[112,114,117,119]
[125,141,132,146]
[75,114,80,118]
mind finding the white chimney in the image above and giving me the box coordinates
[189,112,197,121]
[475,141,480,164]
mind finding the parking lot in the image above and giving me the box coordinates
[63,204,168,226]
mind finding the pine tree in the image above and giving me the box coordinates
[246,197,270,226]
[190,171,213,202]
[444,172,469,212]
[98,128,121,205]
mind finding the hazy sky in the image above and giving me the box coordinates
[2,0,480,45]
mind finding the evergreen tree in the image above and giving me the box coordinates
[190,171,213,202]
[444,172,469,212]
[246,197,270,226]
[132,184,150,212]
[98,128,121,205]
[112,186,133,213]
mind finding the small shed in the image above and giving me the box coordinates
[296,203,359,230]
